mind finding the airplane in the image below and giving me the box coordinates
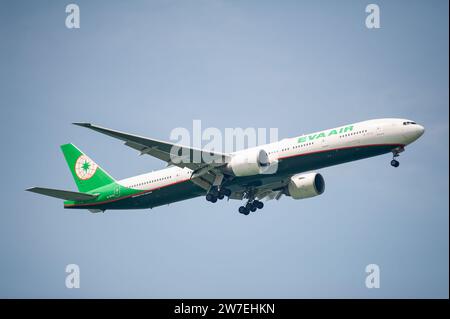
[27,118,425,215]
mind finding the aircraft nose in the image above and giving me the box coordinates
[401,121,425,145]
[416,124,425,138]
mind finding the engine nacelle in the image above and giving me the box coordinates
[287,173,325,200]
[226,149,270,177]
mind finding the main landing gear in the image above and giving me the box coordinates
[237,188,264,215]
[205,187,231,203]
[205,186,265,216]
[238,200,264,215]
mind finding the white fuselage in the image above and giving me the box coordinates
[117,118,425,191]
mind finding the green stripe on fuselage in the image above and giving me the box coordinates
[64,179,204,210]
[65,143,399,210]
[64,183,141,207]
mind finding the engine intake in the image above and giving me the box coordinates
[287,173,325,200]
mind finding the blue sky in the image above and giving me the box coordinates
[0,0,448,298]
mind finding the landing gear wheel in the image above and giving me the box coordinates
[238,206,249,215]
[250,204,257,212]
[391,159,400,167]
[391,149,401,168]
[217,193,225,200]
[206,193,217,202]
[255,201,264,209]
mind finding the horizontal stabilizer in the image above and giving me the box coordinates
[26,187,98,201]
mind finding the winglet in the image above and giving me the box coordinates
[72,122,92,128]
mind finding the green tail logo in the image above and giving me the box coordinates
[60,143,115,193]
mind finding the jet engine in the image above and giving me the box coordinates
[226,149,271,176]
[287,172,325,199]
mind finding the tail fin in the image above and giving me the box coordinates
[60,143,115,193]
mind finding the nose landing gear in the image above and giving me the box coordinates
[390,153,401,168]
[390,147,404,168]
[390,159,400,167]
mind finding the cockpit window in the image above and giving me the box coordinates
[403,121,417,125]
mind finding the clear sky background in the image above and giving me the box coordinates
[0,0,448,298]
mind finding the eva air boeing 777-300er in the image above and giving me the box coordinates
[27,118,425,215]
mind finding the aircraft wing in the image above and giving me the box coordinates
[73,123,231,172]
